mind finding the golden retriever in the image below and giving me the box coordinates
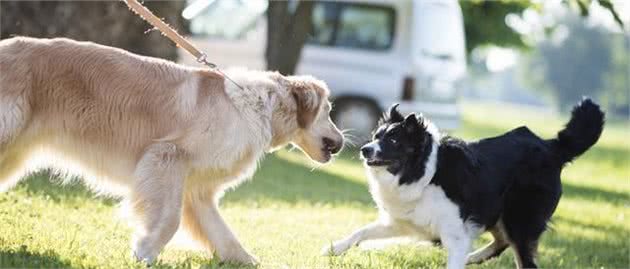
[0,37,344,264]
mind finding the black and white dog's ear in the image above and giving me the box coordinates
[388,104,404,123]
[404,113,418,133]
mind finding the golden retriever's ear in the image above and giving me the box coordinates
[291,83,325,129]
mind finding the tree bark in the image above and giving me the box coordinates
[0,0,187,61]
[265,1,314,75]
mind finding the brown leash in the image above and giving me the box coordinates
[123,0,245,90]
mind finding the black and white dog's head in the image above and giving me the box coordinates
[361,104,440,186]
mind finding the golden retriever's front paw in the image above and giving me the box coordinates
[132,239,159,265]
[321,240,350,256]
[219,249,259,266]
[240,253,259,266]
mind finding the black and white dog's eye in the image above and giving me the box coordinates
[390,138,398,144]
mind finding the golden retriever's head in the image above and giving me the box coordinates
[271,74,344,163]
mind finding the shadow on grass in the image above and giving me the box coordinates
[15,172,117,206]
[539,215,630,268]
[152,256,256,269]
[0,246,72,268]
[575,146,630,168]
[8,151,371,208]
[0,246,254,269]
[562,180,629,204]
[224,153,373,206]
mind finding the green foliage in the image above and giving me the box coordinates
[459,0,532,53]
[573,0,625,28]
[601,36,630,117]
[459,0,625,53]
[0,102,628,268]
[538,17,612,110]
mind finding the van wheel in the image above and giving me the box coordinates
[332,99,381,145]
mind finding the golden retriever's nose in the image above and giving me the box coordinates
[323,137,343,154]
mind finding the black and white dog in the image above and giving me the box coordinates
[322,99,604,269]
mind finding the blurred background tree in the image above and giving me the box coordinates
[0,0,187,60]
[525,15,613,111]
[601,35,630,117]
[266,1,314,75]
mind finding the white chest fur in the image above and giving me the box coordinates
[366,166,466,238]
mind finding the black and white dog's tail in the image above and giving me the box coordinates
[552,97,605,163]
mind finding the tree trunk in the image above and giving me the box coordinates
[265,1,314,75]
[0,0,187,61]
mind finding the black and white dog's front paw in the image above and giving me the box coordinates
[321,240,352,256]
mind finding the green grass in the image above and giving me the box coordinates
[1,101,628,268]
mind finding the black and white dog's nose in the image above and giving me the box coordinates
[361,146,374,158]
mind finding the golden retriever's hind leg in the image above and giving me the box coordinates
[129,143,185,264]
[181,190,258,265]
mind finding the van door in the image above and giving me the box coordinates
[412,0,466,101]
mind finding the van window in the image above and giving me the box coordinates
[184,0,267,39]
[310,2,338,46]
[336,5,394,50]
[309,3,395,50]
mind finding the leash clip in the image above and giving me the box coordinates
[196,53,217,69]
[196,52,244,90]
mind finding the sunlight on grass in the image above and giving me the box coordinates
[0,101,628,268]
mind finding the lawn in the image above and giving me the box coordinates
[1,101,628,269]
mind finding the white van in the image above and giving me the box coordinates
[179,0,466,140]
